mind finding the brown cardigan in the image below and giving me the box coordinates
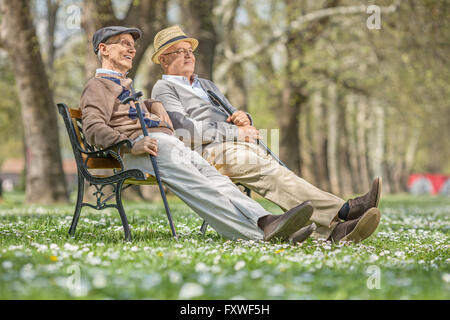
[79,73,174,149]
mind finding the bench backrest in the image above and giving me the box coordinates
[57,103,122,170]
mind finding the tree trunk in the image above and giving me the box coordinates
[145,62,165,97]
[367,101,385,180]
[355,96,371,190]
[400,128,421,192]
[326,82,340,195]
[279,0,340,179]
[310,91,330,191]
[0,0,68,203]
[338,95,356,196]
[144,0,168,95]
[124,0,168,80]
[81,0,118,79]
[180,0,217,79]
[279,84,302,175]
[217,0,248,110]
[345,95,362,192]
[226,63,248,111]
[384,119,402,193]
[299,100,316,184]
[382,161,393,194]
[45,0,60,73]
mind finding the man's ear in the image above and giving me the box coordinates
[159,55,166,67]
[158,57,169,73]
[99,43,108,58]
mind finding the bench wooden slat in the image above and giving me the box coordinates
[69,108,82,119]
[83,156,122,169]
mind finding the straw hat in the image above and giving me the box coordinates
[151,25,198,64]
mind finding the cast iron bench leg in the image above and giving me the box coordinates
[116,179,132,241]
[69,171,84,237]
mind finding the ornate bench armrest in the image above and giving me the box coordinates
[78,139,133,173]
[78,139,132,157]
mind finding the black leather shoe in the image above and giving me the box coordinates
[347,177,382,220]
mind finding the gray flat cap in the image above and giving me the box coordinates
[93,26,142,54]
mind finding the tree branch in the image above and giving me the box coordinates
[215,1,399,80]
[311,66,371,96]
[215,0,241,62]
[122,0,141,26]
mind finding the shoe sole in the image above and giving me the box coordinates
[264,202,314,242]
[289,222,317,244]
[341,207,381,243]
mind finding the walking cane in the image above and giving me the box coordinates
[120,89,178,240]
[207,90,289,169]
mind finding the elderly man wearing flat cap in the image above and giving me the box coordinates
[79,25,320,243]
[150,25,383,243]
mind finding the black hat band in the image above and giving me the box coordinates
[158,35,188,50]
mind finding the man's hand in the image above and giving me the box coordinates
[237,125,262,143]
[227,110,251,127]
[131,136,158,156]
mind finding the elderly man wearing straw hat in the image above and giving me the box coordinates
[79,26,321,243]
[150,25,383,243]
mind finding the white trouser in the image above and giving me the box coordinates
[123,132,268,240]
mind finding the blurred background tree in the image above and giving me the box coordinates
[0,0,68,203]
[0,0,448,203]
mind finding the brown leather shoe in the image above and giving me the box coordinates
[330,208,381,243]
[289,223,317,244]
[263,201,314,242]
[347,177,382,221]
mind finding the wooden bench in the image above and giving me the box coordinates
[58,103,172,241]
[57,103,250,241]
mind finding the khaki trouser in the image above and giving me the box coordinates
[201,141,346,239]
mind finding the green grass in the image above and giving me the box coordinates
[0,192,449,299]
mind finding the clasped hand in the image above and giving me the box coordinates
[227,111,261,143]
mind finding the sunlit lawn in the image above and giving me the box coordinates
[0,191,449,299]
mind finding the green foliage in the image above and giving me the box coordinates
[0,195,448,299]
[242,0,450,175]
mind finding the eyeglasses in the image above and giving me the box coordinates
[162,48,194,57]
[104,39,138,50]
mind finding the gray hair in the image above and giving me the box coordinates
[97,50,103,64]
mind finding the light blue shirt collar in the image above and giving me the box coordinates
[162,74,199,85]
[163,74,209,101]
[96,68,124,77]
